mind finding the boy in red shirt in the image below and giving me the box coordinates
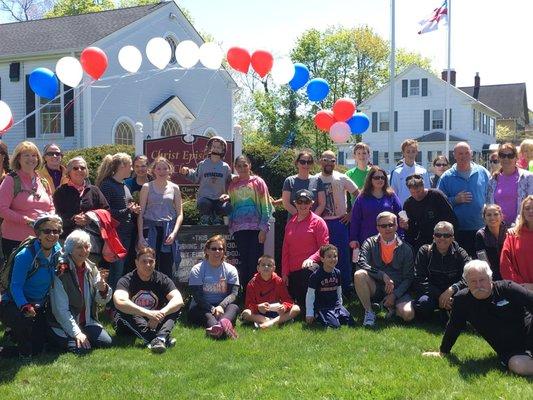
[241,255,300,329]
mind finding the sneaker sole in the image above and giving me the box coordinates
[220,318,238,339]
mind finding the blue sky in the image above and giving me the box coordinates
[179,0,533,106]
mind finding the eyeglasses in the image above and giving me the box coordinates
[435,163,448,167]
[321,158,336,163]
[45,151,62,157]
[377,223,395,228]
[498,152,515,159]
[41,228,62,235]
[434,232,453,238]
[209,247,224,251]
[372,175,386,181]
[298,159,313,165]
[489,159,500,164]
[72,166,87,171]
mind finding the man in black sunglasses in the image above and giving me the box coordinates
[409,221,471,322]
[0,214,63,358]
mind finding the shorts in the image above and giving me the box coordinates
[371,282,412,305]
[316,306,355,328]
[259,311,280,319]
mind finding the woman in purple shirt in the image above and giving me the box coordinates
[486,143,533,226]
[349,166,402,250]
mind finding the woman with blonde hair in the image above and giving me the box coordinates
[0,141,54,257]
[137,156,183,279]
[500,195,533,289]
[518,138,533,172]
[39,143,68,194]
[96,153,139,290]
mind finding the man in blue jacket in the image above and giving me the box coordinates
[0,214,63,358]
[437,142,490,257]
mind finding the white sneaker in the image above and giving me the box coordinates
[363,310,376,327]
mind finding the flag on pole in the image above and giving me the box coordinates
[418,1,448,34]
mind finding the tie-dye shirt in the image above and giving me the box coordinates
[228,175,273,234]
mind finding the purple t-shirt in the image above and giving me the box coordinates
[494,170,519,225]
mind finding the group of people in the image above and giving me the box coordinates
[0,135,532,376]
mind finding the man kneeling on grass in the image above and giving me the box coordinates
[423,260,533,376]
[113,247,184,354]
[241,255,300,329]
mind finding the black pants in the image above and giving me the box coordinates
[288,268,312,316]
[114,311,178,344]
[233,230,264,289]
[0,301,47,357]
[1,238,21,261]
[188,303,240,328]
[48,325,113,354]
[144,226,176,280]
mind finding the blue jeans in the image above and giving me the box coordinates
[197,197,232,217]
[108,229,133,291]
[48,324,112,354]
[325,218,352,292]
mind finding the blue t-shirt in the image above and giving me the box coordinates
[308,267,342,311]
[188,260,239,306]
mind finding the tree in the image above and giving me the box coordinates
[0,0,51,21]
[45,0,114,18]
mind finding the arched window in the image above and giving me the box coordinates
[165,36,178,65]
[204,128,217,138]
[161,117,182,137]
[115,121,134,145]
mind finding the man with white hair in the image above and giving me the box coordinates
[424,260,533,376]
[437,142,490,257]
[354,211,414,327]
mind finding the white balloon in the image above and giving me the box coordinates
[146,37,171,70]
[118,45,142,73]
[55,57,83,88]
[199,42,223,69]
[271,58,295,85]
[0,100,13,131]
[176,40,199,69]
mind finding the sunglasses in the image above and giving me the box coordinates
[435,163,448,167]
[41,228,62,235]
[260,263,275,269]
[377,223,395,228]
[209,247,224,251]
[372,175,386,181]
[434,232,453,238]
[489,159,500,164]
[298,159,313,165]
[498,152,515,159]
[45,151,62,157]
[296,199,311,204]
[72,166,87,171]
[321,158,336,163]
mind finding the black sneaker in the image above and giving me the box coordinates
[148,338,166,354]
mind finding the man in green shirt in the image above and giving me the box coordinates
[346,142,372,202]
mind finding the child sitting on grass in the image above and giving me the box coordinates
[241,255,300,329]
[306,244,355,328]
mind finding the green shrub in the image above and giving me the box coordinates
[182,194,200,225]
[63,144,135,183]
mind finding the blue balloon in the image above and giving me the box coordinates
[29,68,59,100]
[289,63,310,91]
[306,78,330,102]
[348,113,370,134]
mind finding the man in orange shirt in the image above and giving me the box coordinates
[354,212,415,327]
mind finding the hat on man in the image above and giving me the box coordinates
[295,189,313,202]
[33,213,62,232]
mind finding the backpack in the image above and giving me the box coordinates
[9,170,51,198]
[0,236,40,293]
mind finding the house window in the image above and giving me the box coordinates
[379,112,389,131]
[204,128,217,138]
[432,110,444,130]
[479,112,482,132]
[489,117,495,136]
[165,36,178,65]
[161,118,182,137]
[482,114,487,134]
[39,95,62,135]
[409,79,420,96]
[115,121,134,145]
[472,109,477,130]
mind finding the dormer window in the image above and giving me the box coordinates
[409,79,420,96]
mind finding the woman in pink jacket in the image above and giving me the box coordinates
[0,141,54,257]
[282,189,329,313]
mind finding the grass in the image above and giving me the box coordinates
[0,300,532,400]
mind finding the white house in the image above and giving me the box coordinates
[336,65,499,169]
[0,2,237,152]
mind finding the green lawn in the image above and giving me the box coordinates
[1,303,531,399]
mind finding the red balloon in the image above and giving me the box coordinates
[80,47,108,80]
[227,47,251,74]
[314,110,335,132]
[333,98,356,122]
[251,50,273,78]
[0,116,13,135]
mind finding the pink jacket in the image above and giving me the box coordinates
[281,211,329,277]
[0,171,55,241]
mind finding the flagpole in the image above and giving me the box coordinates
[445,0,451,157]
[388,0,396,171]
